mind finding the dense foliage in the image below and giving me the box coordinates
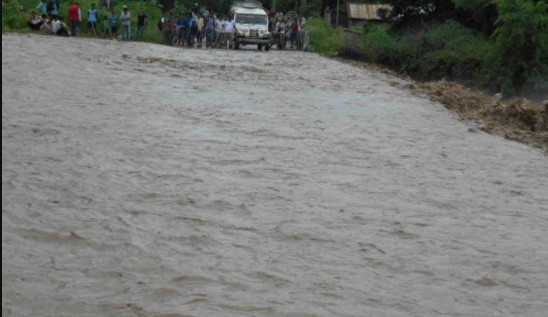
[342,0,548,94]
[490,0,548,93]
[2,0,28,30]
[306,17,343,56]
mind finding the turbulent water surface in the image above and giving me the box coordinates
[2,34,548,317]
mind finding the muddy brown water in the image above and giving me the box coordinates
[2,34,548,316]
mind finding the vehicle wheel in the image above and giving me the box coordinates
[257,44,263,50]
[234,41,240,50]
[265,44,270,51]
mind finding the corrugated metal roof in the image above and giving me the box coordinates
[347,3,392,20]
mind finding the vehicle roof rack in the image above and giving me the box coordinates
[234,0,263,9]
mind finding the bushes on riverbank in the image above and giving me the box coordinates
[305,17,344,56]
[337,18,547,97]
[328,0,548,96]
[340,20,492,85]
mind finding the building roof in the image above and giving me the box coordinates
[346,3,392,20]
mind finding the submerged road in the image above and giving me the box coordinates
[3,34,548,316]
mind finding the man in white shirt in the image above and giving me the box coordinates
[52,16,69,36]
[121,5,131,40]
[223,19,235,49]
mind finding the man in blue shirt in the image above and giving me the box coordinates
[176,16,188,46]
[87,4,98,35]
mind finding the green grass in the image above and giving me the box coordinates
[305,17,344,56]
[2,0,164,43]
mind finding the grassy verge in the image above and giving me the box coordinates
[2,0,164,43]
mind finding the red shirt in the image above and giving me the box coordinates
[290,21,299,32]
[68,4,79,22]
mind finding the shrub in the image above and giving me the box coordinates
[490,0,548,94]
[419,20,491,80]
[306,17,344,56]
[359,25,419,75]
[2,0,27,31]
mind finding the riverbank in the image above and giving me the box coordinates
[337,58,548,153]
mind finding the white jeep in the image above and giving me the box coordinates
[230,4,272,50]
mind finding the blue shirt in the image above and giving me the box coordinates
[88,8,97,22]
[36,1,47,15]
[176,18,188,27]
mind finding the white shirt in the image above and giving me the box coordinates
[215,19,223,32]
[121,10,131,26]
[224,21,234,32]
[53,20,61,32]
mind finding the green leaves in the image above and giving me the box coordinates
[306,18,344,56]
[2,0,27,30]
[490,0,548,93]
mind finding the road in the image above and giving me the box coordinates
[3,33,548,317]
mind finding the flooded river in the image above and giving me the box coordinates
[2,34,548,316]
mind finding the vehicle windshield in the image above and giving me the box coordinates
[235,14,267,25]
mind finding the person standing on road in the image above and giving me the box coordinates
[109,10,119,39]
[297,14,307,49]
[188,12,198,47]
[121,5,131,40]
[298,15,306,29]
[87,4,98,36]
[102,14,110,38]
[223,18,235,49]
[289,19,298,49]
[197,14,204,48]
[46,0,58,19]
[162,12,176,45]
[68,2,80,36]
[36,0,47,15]
[215,16,225,48]
[204,14,215,48]
[136,8,147,41]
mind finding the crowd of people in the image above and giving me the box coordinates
[26,1,307,49]
[159,8,238,49]
[27,1,149,40]
[27,11,70,36]
[159,5,307,50]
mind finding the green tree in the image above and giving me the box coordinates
[383,0,455,27]
[2,0,27,30]
[452,0,497,35]
[491,0,548,93]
